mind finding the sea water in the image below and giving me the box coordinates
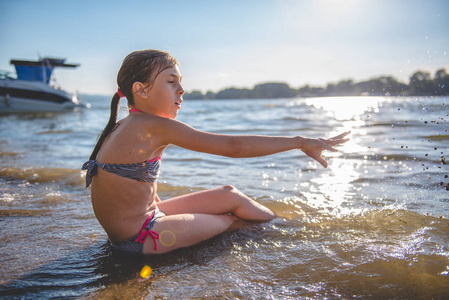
[0,96,448,299]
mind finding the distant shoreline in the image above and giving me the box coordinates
[81,67,449,99]
[183,67,449,100]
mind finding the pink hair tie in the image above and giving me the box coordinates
[117,88,125,98]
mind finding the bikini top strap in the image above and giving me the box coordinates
[129,108,143,113]
[81,160,98,188]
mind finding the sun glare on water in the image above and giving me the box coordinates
[305,96,384,154]
[302,96,386,215]
[305,96,383,121]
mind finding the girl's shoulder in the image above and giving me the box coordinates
[122,114,189,140]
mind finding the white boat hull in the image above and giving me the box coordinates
[0,95,81,112]
[0,79,88,113]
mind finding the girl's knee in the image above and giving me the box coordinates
[220,185,246,205]
[221,185,237,192]
[221,185,244,196]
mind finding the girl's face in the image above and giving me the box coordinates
[141,65,185,119]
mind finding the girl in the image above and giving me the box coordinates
[82,49,349,255]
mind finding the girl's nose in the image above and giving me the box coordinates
[178,84,185,95]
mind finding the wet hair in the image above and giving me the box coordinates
[88,49,178,161]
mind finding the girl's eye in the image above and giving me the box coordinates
[168,81,174,83]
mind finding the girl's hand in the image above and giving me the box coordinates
[300,131,350,168]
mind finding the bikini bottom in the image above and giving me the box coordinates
[110,207,166,254]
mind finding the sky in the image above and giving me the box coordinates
[1,0,448,95]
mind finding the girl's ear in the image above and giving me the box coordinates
[132,82,148,98]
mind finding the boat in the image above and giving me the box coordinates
[0,57,90,113]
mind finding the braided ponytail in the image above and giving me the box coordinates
[88,92,121,161]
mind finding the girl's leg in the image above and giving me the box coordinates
[143,213,242,254]
[146,185,276,254]
[157,185,276,221]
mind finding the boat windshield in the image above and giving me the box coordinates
[0,70,17,80]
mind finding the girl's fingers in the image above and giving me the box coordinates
[311,153,328,168]
[319,139,340,152]
[330,131,351,140]
[327,136,350,146]
[306,133,350,168]
[332,138,349,145]
[319,159,328,168]
[339,131,351,138]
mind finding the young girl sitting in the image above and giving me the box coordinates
[82,49,349,255]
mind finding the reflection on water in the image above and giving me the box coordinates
[0,96,448,298]
[304,158,363,216]
[305,96,384,121]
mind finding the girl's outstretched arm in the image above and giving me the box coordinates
[156,118,349,167]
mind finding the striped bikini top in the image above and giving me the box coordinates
[81,156,161,188]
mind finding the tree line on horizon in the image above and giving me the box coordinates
[184,68,449,100]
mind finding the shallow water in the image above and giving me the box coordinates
[0,96,448,299]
